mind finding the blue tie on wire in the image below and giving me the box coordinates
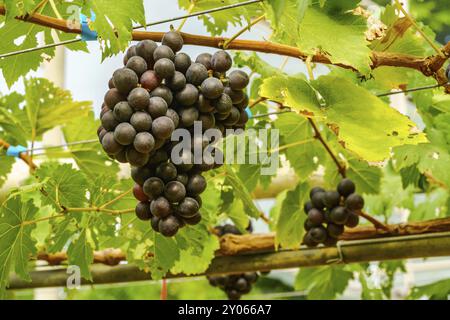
[6,145,27,158]
[80,12,98,41]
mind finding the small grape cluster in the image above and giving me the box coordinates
[207,224,260,300]
[302,178,364,247]
[97,31,250,237]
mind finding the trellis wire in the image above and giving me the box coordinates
[0,0,264,59]
[23,139,98,153]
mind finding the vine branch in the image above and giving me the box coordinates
[0,5,449,91]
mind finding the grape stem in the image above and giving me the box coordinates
[222,14,265,49]
[357,210,391,232]
[248,97,267,109]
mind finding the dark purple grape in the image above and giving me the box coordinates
[337,179,356,197]
[211,50,232,72]
[162,31,184,53]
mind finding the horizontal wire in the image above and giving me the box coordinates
[133,0,264,30]
[0,0,264,59]
[375,83,443,97]
[23,139,98,153]
[0,38,81,59]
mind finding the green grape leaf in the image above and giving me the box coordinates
[393,143,450,189]
[0,152,14,189]
[313,75,427,161]
[275,181,309,249]
[47,111,120,179]
[36,163,88,210]
[295,265,354,300]
[82,0,145,58]
[410,278,450,300]
[273,112,324,179]
[146,233,180,279]
[0,196,38,298]
[260,75,322,115]
[67,228,94,281]
[234,52,283,78]
[271,1,371,74]
[0,19,55,87]
[3,0,37,19]
[222,164,260,219]
[172,224,219,275]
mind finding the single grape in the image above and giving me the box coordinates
[150,85,173,105]
[134,132,155,154]
[176,173,189,186]
[159,215,181,237]
[234,93,249,110]
[327,223,344,238]
[101,110,119,131]
[162,31,184,53]
[143,177,165,198]
[135,202,152,221]
[304,219,314,231]
[310,187,325,199]
[150,197,172,218]
[152,116,175,140]
[101,132,123,155]
[114,123,136,146]
[113,68,138,95]
[186,173,207,196]
[178,107,199,128]
[174,52,192,74]
[330,206,349,225]
[164,181,186,203]
[153,45,175,62]
[211,50,232,72]
[154,58,176,79]
[166,71,186,91]
[196,53,212,70]
[130,111,152,132]
[155,162,178,182]
[186,63,208,86]
[140,70,161,91]
[108,78,115,89]
[176,197,199,218]
[176,83,199,106]
[308,208,324,225]
[113,101,134,122]
[310,226,327,243]
[136,40,157,65]
[228,70,249,90]
[126,56,147,77]
[133,183,150,202]
[201,77,224,100]
[303,232,318,247]
[213,93,233,114]
[147,149,168,165]
[345,212,360,228]
[323,191,341,209]
[126,147,150,167]
[128,87,150,111]
[337,178,356,197]
[311,192,327,210]
[148,96,168,119]
[345,193,364,211]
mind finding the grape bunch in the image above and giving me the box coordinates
[97,31,251,237]
[302,178,363,247]
[207,224,260,300]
